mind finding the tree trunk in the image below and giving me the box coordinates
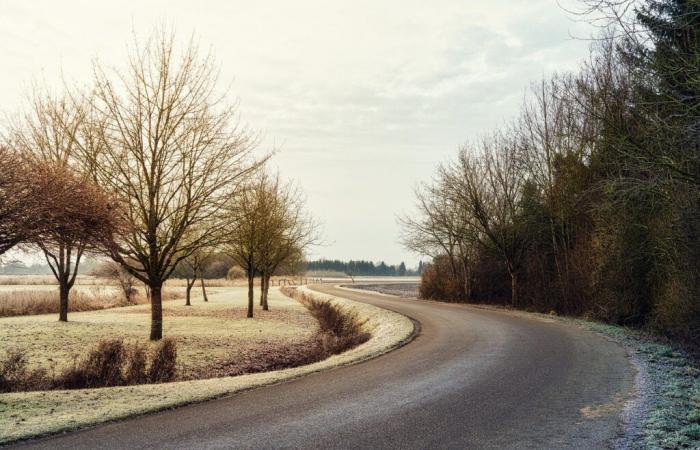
[200,277,208,302]
[262,275,270,311]
[185,277,193,306]
[510,271,519,308]
[150,282,163,341]
[259,274,265,306]
[58,280,69,322]
[247,271,254,318]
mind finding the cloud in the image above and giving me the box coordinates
[0,0,596,266]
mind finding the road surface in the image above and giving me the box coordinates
[14,284,635,449]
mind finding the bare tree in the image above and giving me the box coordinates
[224,179,264,318]
[399,176,479,301]
[0,146,46,255]
[91,260,138,304]
[8,91,119,321]
[77,30,261,339]
[180,248,213,306]
[255,173,319,310]
[30,165,118,321]
[445,135,529,306]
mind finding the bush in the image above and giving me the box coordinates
[227,265,246,280]
[283,287,370,356]
[123,343,148,385]
[0,349,50,392]
[418,256,462,302]
[148,338,177,383]
[0,338,179,392]
[58,339,126,389]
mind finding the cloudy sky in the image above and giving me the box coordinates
[1,0,595,267]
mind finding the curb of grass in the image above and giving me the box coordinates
[0,286,416,446]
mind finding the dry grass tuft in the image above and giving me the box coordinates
[0,288,181,317]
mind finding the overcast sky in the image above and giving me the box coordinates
[1,0,596,267]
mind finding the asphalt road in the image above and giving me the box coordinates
[14,284,635,450]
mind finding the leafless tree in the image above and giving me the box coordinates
[399,177,478,300]
[445,134,529,306]
[224,179,265,318]
[180,248,213,306]
[0,146,46,256]
[76,30,262,339]
[7,91,119,321]
[92,260,138,304]
[30,165,119,321]
[255,174,320,310]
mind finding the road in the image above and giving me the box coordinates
[14,284,635,449]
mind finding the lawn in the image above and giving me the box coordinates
[0,285,319,379]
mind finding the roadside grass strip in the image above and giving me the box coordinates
[577,321,700,449]
[0,286,415,444]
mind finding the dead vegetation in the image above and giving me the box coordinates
[171,287,370,379]
[282,287,370,354]
[0,338,177,393]
[0,288,181,317]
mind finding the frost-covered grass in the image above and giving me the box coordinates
[0,287,315,378]
[577,321,700,449]
[0,285,415,444]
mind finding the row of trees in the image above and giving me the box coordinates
[305,259,414,277]
[1,30,318,340]
[401,0,699,342]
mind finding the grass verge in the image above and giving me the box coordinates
[0,285,414,444]
[575,321,700,449]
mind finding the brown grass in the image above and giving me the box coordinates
[0,289,181,317]
[282,287,370,353]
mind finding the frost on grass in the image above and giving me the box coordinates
[579,321,700,449]
[0,285,414,444]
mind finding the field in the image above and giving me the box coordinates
[0,280,319,380]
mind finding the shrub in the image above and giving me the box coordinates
[148,338,177,383]
[58,339,126,388]
[123,343,148,384]
[0,349,50,392]
[283,287,370,356]
[418,256,462,302]
[0,338,179,392]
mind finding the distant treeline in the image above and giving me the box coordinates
[305,259,418,276]
[0,259,99,276]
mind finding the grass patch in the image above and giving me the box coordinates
[576,321,700,449]
[0,285,414,444]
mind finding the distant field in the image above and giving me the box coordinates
[347,283,420,298]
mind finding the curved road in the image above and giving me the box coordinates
[15,284,635,449]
